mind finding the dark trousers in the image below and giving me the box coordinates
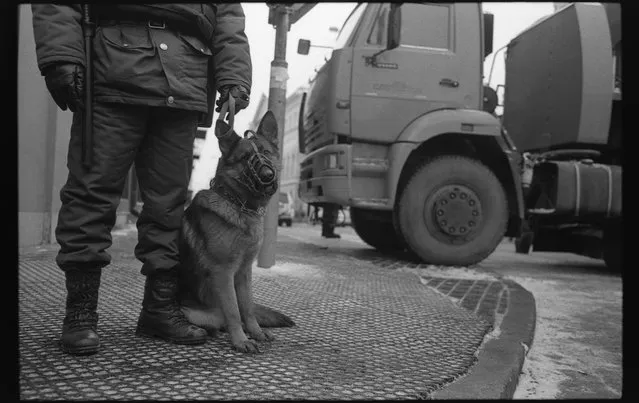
[55,102,198,275]
[321,203,340,236]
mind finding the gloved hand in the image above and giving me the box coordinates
[43,63,85,112]
[216,85,250,119]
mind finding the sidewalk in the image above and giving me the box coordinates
[19,225,535,400]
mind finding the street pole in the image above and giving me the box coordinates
[258,5,290,268]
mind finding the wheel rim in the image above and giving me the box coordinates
[424,184,483,244]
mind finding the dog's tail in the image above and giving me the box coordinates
[254,304,295,328]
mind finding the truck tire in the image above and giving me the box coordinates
[351,208,405,252]
[397,156,509,266]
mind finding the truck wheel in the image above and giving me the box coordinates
[398,156,509,266]
[351,208,405,252]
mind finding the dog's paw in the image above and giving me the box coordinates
[257,329,276,341]
[246,325,275,342]
[232,338,261,354]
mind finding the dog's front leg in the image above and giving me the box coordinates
[235,263,275,342]
[213,270,260,353]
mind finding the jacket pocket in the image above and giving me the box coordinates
[93,25,162,89]
[100,24,154,50]
[180,33,213,56]
[177,33,212,80]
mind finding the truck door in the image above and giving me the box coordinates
[350,3,479,143]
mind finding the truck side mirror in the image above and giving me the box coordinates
[483,13,494,57]
[297,39,311,55]
[387,4,402,50]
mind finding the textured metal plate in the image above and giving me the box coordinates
[20,242,491,400]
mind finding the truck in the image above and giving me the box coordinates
[504,3,622,270]
[296,3,622,269]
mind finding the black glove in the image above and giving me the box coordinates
[216,85,250,118]
[43,63,85,113]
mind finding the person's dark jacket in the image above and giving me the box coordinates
[31,4,252,127]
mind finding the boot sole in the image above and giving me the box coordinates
[61,343,100,355]
[135,328,208,345]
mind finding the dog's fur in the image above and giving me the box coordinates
[178,111,294,353]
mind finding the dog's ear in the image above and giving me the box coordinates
[257,111,279,145]
[215,119,242,156]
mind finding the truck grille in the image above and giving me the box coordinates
[302,61,334,153]
[304,109,330,152]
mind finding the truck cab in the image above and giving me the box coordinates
[298,3,524,266]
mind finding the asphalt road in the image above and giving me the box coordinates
[279,222,622,399]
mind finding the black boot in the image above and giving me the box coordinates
[322,227,341,239]
[136,270,208,345]
[60,268,101,355]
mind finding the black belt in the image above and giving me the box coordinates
[97,18,203,40]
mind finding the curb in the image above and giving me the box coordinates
[431,279,536,399]
[278,231,538,399]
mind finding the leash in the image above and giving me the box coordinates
[216,95,236,137]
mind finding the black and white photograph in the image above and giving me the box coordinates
[17,2,622,400]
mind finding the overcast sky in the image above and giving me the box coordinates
[191,2,556,192]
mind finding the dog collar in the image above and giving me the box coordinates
[209,179,266,217]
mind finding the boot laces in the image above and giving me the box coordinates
[166,301,194,328]
[152,276,196,329]
[65,283,99,331]
[65,310,98,331]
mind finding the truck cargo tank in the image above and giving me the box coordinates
[502,3,617,152]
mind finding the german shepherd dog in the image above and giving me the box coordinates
[178,110,294,353]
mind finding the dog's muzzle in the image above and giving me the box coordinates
[242,142,278,195]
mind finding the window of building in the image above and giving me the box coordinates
[289,112,296,130]
[289,155,294,179]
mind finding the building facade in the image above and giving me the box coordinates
[250,88,307,218]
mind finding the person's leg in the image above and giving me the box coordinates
[133,107,207,345]
[56,102,149,355]
[321,203,341,238]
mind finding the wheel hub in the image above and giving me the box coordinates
[428,185,483,237]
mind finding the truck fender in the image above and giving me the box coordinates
[388,108,502,203]
[387,108,525,236]
[398,108,502,143]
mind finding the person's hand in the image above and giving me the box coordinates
[216,85,250,119]
[44,63,85,112]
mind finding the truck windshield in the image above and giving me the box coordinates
[333,3,366,50]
